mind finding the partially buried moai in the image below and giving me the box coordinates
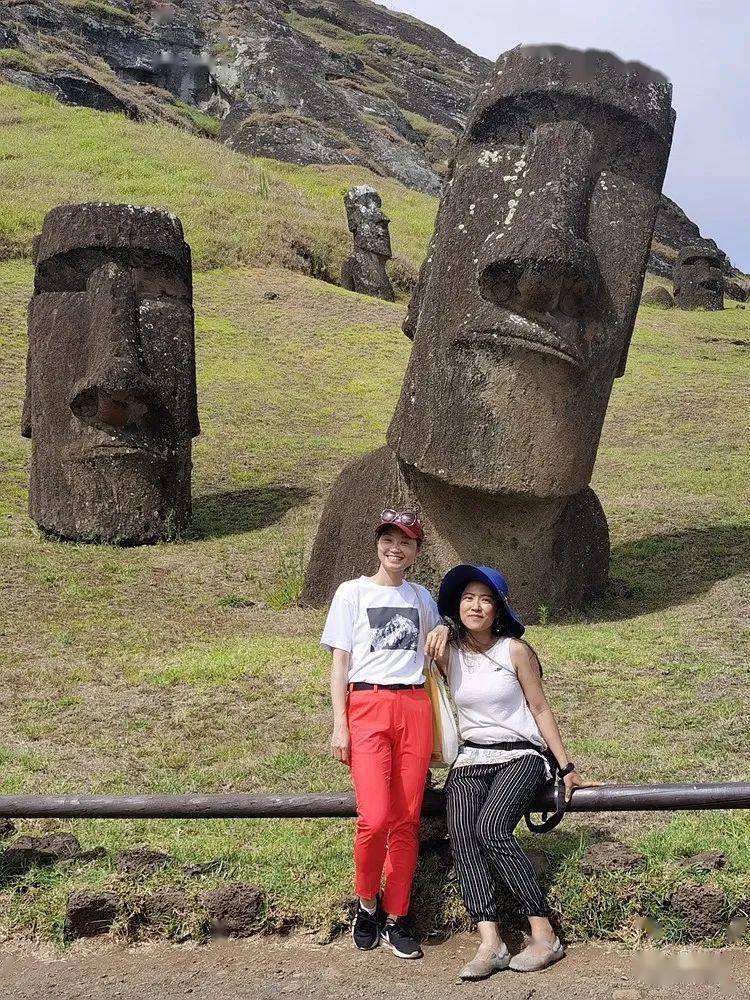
[303,46,675,618]
[673,245,724,310]
[340,185,395,302]
[22,203,200,544]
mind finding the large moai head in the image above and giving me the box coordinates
[673,245,724,310]
[22,203,199,544]
[344,185,392,259]
[389,46,675,498]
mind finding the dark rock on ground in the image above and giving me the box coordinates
[0,833,81,879]
[580,841,647,875]
[678,849,727,871]
[66,889,120,937]
[115,847,172,876]
[203,882,264,937]
[641,285,674,308]
[671,882,727,939]
[140,887,190,924]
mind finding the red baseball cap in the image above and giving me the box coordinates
[375,509,424,543]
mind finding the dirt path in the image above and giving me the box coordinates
[0,934,748,1000]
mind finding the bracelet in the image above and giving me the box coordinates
[558,762,576,777]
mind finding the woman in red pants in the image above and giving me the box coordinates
[321,510,449,959]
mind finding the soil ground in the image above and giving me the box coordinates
[0,936,748,1000]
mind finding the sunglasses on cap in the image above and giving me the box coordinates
[380,508,420,527]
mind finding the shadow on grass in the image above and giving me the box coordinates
[590,523,750,621]
[187,485,312,540]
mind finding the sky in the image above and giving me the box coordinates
[379,0,750,272]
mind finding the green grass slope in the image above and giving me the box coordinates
[0,85,434,276]
[0,87,749,947]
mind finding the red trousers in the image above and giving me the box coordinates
[347,687,433,916]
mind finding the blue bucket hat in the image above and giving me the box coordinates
[437,564,525,638]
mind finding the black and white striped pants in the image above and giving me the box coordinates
[445,754,549,920]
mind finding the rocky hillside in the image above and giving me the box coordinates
[0,0,741,278]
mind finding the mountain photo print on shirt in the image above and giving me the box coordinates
[368,607,420,652]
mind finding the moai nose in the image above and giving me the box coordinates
[478,120,599,317]
[70,261,158,431]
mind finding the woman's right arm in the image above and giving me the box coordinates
[330,648,351,764]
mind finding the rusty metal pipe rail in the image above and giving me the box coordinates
[0,782,748,820]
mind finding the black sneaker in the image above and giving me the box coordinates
[381,918,423,959]
[351,898,381,950]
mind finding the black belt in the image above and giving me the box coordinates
[463,739,541,752]
[349,682,426,691]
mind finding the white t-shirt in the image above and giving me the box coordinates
[321,576,440,685]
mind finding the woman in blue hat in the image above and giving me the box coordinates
[428,565,592,978]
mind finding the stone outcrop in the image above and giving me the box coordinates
[340,186,395,301]
[303,46,675,619]
[22,202,200,545]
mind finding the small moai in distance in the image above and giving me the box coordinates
[22,202,200,544]
[673,245,724,310]
[303,45,675,619]
[340,185,395,302]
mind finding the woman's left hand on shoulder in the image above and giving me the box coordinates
[563,770,601,803]
[425,624,450,660]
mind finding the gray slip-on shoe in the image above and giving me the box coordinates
[509,937,565,972]
[458,945,510,980]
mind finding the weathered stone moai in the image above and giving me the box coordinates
[340,185,395,302]
[22,203,199,544]
[673,245,724,310]
[303,46,675,618]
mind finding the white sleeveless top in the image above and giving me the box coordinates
[448,637,550,775]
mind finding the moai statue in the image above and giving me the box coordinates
[673,245,724,310]
[22,203,200,544]
[340,185,395,302]
[303,46,675,619]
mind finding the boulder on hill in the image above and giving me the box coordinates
[641,285,674,308]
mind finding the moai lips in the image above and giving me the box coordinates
[673,245,724,310]
[340,185,395,302]
[22,203,199,544]
[303,47,675,617]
